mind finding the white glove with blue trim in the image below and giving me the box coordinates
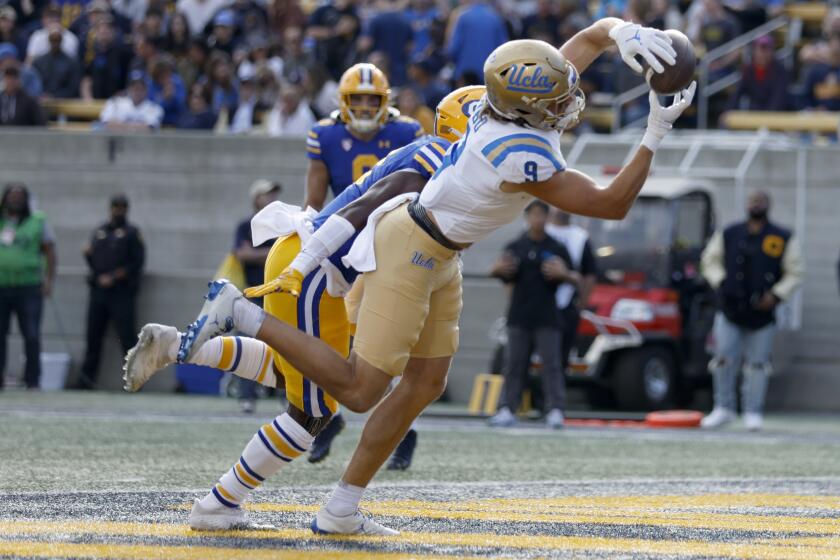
[609,21,676,74]
[642,77,697,153]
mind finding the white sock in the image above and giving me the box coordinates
[190,336,276,387]
[199,412,314,509]
[325,480,365,517]
[233,298,266,338]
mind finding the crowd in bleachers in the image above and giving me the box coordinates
[0,0,836,133]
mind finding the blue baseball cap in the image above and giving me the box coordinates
[0,43,18,61]
[128,70,147,84]
[213,9,235,27]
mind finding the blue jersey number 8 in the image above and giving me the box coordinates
[524,161,538,182]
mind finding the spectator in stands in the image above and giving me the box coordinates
[689,0,740,79]
[279,26,311,84]
[33,27,81,98]
[0,6,26,59]
[546,210,597,373]
[78,194,145,390]
[138,7,166,49]
[146,55,186,126]
[254,66,279,110]
[229,67,257,133]
[0,183,56,390]
[302,62,338,119]
[799,9,840,67]
[700,191,803,431]
[447,0,508,84]
[488,200,575,430]
[266,0,305,37]
[407,56,447,109]
[231,178,281,412]
[358,0,413,87]
[727,35,788,111]
[178,39,208,92]
[99,70,164,130]
[81,18,131,100]
[0,43,42,98]
[306,0,360,81]
[206,9,239,57]
[25,6,79,63]
[69,0,115,55]
[598,0,627,18]
[804,32,840,112]
[396,87,433,134]
[165,12,191,61]
[264,83,315,137]
[230,0,268,38]
[238,35,282,85]
[405,0,440,60]
[177,82,218,129]
[130,32,158,74]
[203,51,239,114]
[521,0,561,43]
[177,0,233,37]
[0,64,45,126]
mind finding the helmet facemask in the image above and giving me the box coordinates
[343,92,388,134]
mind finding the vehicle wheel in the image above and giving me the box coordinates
[611,347,677,411]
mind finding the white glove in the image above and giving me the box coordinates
[609,21,676,74]
[641,78,697,153]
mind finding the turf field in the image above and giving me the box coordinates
[1,391,839,559]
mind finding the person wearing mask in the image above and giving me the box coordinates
[700,191,803,431]
[78,195,145,390]
[489,201,577,429]
[0,183,56,390]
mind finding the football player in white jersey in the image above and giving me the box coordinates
[178,18,694,534]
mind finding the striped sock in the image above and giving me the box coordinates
[200,413,315,509]
[190,336,276,388]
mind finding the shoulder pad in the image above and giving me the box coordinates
[385,107,401,121]
[317,116,337,127]
[396,115,420,125]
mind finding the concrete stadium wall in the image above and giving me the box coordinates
[2,129,838,411]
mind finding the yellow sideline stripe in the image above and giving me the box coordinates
[0,541,473,560]
[2,525,840,560]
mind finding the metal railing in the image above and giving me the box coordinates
[697,16,796,129]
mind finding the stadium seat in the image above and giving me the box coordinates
[41,99,105,123]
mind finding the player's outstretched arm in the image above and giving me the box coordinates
[560,17,676,76]
[245,170,426,298]
[519,82,696,220]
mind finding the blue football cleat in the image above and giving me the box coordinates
[178,279,240,363]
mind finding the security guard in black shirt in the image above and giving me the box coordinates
[79,195,145,389]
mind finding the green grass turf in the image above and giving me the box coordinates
[2,392,840,493]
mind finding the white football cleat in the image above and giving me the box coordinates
[700,407,736,429]
[743,412,763,432]
[189,499,250,530]
[123,323,180,392]
[178,279,241,363]
[311,508,399,536]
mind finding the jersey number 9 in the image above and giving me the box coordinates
[524,161,538,182]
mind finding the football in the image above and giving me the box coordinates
[648,29,697,95]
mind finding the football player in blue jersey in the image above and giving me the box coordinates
[304,62,424,211]
[303,61,423,463]
[122,86,483,534]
